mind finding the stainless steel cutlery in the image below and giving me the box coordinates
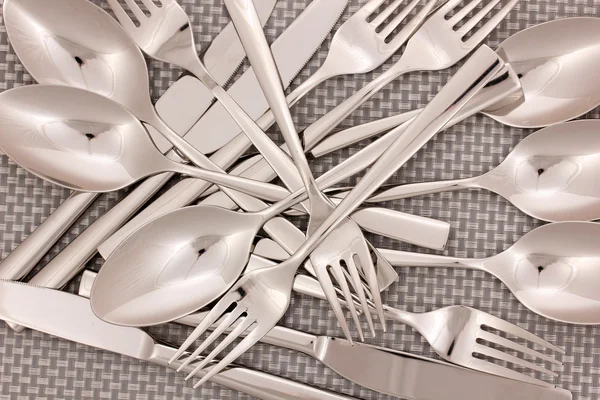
[2,0,594,397]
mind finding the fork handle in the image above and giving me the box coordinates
[302,55,416,150]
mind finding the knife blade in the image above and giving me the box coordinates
[0,280,357,400]
[97,0,349,259]
[0,0,277,282]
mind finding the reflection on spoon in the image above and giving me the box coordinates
[366,120,600,222]
[377,221,600,324]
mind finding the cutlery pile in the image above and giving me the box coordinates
[0,0,599,398]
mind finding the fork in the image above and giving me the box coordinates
[107,0,388,341]
[255,0,440,126]
[221,0,394,341]
[180,271,564,388]
[167,44,506,388]
[300,0,521,150]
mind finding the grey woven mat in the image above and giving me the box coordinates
[1,0,599,399]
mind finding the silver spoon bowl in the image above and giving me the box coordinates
[487,17,600,128]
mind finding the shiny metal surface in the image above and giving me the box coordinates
[224,0,384,342]
[0,0,275,282]
[296,0,520,151]
[379,222,600,325]
[311,17,600,157]
[486,17,600,128]
[96,0,350,258]
[165,46,505,388]
[201,0,439,154]
[0,281,358,400]
[365,120,600,222]
[87,270,572,399]
[0,85,292,200]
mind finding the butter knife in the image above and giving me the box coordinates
[0,0,278,281]
[0,280,357,400]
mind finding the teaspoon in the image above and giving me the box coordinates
[358,120,600,222]
[0,85,291,201]
[378,222,600,325]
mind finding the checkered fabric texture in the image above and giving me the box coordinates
[0,0,599,398]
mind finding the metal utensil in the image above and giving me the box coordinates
[12,0,341,313]
[357,120,600,222]
[166,46,505,387]
[163,0,520,227]
[312,16,600,157]
[0,281,358,400]
[81,268,566,393]
[199,0,440,154]
[0,85,290,200]
[224,0,385,340]
[96,0,450,258]
[378,221,600,325]
[0,0,277,280]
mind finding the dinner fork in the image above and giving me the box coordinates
[259,0,440,119]
[107,0,388,341]
[167,44,506,388]
[301,0,521,149]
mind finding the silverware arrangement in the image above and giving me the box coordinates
[1,0,599,398]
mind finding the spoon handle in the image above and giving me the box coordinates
[376,248,485,271]
[365,176,483,202]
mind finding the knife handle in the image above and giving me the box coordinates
[0,191,98,280]
[150,344,358,400]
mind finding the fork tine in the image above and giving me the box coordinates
[440,0,465,13]
[347,256,376,337]
[370,0,403,28]
[456,0,502,37]
[330,263,365,341]
[122,0,147,21]
[465,0,520,45]
[185,317,256,380]
[354,250,386,331]
[378,0,420,40]
[480,314,565,354]
[168,292,241,364]
[464,358,555,387]
[192,325,272,388]
[314,266,354,344]
[139,0,158,11]
[474,344,559,377]
[177,307,247,372]
[363,0,389,16]
[478,330,562,365]
[107,0,136,30]
[446,0,484,26]
[385,0,438,50]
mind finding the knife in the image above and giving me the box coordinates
[97,0,349,258]
[0,0,278,282]
[18,0,333,301]
[0,280,357,400]
[76,271,572,400]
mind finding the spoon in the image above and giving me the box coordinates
[344,120,600,222]
[378,222,600,325]
[0,84,291,201]
[311,16,600,157]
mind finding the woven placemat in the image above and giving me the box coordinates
[1,0,599,398]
